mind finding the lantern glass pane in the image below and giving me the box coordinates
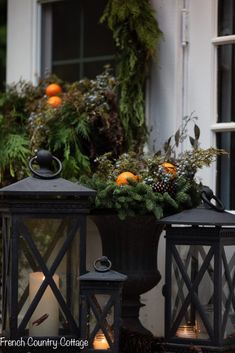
[17,216,80,336]
[172,245,214,340]
[171,255,189,323]
[222,245,235,339]
[1,216,11,334]
[88,294,114,348]
[94,294,114,329]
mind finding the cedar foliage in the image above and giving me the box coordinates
[0,69,124,184]
[101,0,162,150]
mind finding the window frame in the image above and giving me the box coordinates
[211,0,235,208]
[40,0,115,80]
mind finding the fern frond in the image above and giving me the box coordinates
[76,115,90,141]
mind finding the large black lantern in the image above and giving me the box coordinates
[160,187,235,352]
[0,150,95,339]
[80,256,127,352]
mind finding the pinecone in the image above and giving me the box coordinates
[152,180,176,196]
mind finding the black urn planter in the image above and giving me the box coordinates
[90,214,164,334]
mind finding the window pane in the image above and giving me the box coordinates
[84,60,115,79]
[52,1,80,61]
[217,132,235,209]
[83,0,115,57]
[53,63,79,82]
[218,0,235,36]
[41,0,115,81]
[217,44,235,122]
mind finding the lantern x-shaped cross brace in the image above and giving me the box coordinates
[172,245,215,323]
[17,219,80,335]
[88,294,114,349]
[201,249,235,307]
[172,245,195,323]
[221,249,235,337]
[2,217,11,328]
[18,220,67,312]
[170,244,214,340]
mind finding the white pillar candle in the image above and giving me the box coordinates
[29,272,59,337]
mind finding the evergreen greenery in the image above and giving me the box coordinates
[0,0,162,184]
[81,116,225,220]
[0,69,124,185]
[101,0,162,150]
[82,171,200,221]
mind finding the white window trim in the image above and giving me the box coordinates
[211,2,235,133]
[211,0,218,140]
[7,0,41,84]
[212,35,235,45]
[211,122,235,132]
[210,0,235,209]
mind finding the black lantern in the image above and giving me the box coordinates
[160,187,235,352]
[80,256,127,352]
[0,150,95,339]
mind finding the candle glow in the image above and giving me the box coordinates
[176,323,199,339]
[93,332,110,350]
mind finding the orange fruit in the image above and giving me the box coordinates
[47,96,62,108]
[116,171,138,185]
[161,162,177,175]
[45,83,62,97]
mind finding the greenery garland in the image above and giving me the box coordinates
[101,0,162,150]
[0,1,162,185]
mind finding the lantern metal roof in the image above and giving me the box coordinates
[160,186,235,226]
[80,257,127,282]
[0,175,95,196]
[159,205,235,226]
[0,150,95,197]
[80,269,127,282]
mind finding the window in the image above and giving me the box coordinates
[212,0,235,208]
[40,0,115,81]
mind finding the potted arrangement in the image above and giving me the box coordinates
[0,78,223,333]
[80,115,224,333]
[0,76,224,334]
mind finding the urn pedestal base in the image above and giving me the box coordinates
[91,214,164,334]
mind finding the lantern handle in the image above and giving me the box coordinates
[29,150,62,179]
[201,186,225,212]
[94,256,112,272]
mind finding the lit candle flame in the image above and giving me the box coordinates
[93,333,110,350]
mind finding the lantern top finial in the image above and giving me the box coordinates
[201,186,224,212]
[94,256,112,273]
[0,150,96,198]
[80,257,127,282]
[29,149,62,179]
[160,186,235,226]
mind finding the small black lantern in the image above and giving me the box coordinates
[80,256,127,352]
[160,187,235,352]
[0,150,95,339]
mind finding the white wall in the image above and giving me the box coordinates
[145,0,216,337]
[149,0,216,189]
[186,0,216,188]
[6,0,40,84]
[144,0,185,336]
[149,0,184,153]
